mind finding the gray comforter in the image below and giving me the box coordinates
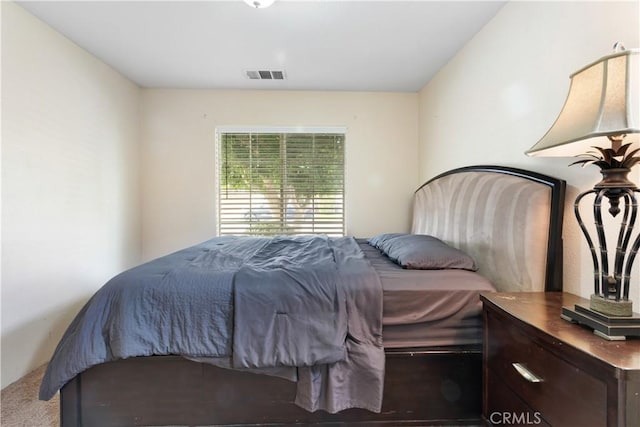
[39,235,384,413]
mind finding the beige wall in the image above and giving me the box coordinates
[1,2,141,386]
[140,90,419,260]
[418,1,640,301]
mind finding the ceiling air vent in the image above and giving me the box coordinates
[245,70,286,80]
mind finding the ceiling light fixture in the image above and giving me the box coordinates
[243,0,275,8]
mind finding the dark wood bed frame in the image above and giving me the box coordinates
[59,165,566,426]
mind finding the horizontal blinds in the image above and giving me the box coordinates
[218,132,345,236]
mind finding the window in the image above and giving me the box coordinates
[216,128,345,237]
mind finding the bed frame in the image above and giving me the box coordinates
[59,165,566,426]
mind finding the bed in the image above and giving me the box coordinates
[40,165,566,426]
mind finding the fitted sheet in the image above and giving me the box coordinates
[358,239,496,348]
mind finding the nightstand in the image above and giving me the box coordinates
[481,292,640,427]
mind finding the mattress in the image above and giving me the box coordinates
[358,239,496,348]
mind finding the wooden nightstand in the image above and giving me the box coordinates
[481,292,640,427]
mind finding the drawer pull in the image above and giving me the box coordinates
[512,363,543,383]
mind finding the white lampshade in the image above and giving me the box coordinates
[527,49,640,157]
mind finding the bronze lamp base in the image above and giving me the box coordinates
[561,303,640,340]
[590,294,633,317]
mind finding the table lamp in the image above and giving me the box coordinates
[526,43,640,340]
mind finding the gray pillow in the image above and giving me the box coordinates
[367,233,405,249]
[368,233,477,271]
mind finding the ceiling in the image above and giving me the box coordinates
[17,1,506,92]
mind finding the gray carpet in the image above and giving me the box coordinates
[1,365,59,427]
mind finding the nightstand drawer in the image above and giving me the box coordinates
[485,373,550,427]
[486,309,607,426]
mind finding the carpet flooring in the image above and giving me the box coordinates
[1,365,58,427]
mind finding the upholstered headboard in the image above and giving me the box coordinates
[411,166,566,292]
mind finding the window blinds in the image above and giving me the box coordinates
[217,131,345,237]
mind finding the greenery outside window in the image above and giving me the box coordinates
[216,128,346,236]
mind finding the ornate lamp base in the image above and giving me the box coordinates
[561,303,640,340]
[569,164,640,340]
[590,294,632,316]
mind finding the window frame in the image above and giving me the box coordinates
[215,126,347,237]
